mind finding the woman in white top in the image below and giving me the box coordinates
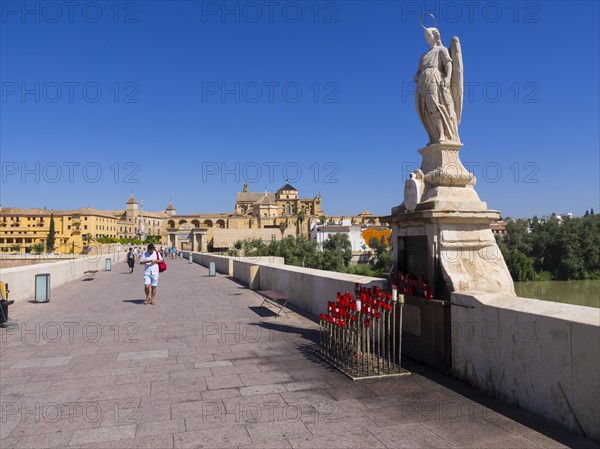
[140,243,163,305]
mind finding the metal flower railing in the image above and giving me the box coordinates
[317,283,410,379]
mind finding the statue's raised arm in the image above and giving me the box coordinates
[414,15,462,145]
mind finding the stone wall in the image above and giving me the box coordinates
[252,262,386,316]
[186,252,285,276]
[181,252,387,317]
[451,292,600,442]
[0,253,122,302]
[189,252,234,275]
[209,228,296,249]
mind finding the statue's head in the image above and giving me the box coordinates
[420,13,440,45]
[424,27,440,45]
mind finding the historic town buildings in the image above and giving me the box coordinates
[0,207,118,253]
[0,183,386,253]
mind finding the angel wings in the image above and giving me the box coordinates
[449,36,463,126]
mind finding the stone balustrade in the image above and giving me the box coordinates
[452,292,600,441]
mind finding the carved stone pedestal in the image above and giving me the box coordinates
[384,142,515,298]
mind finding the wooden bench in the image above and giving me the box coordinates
[258,290,293,317]
[83,270,98,281]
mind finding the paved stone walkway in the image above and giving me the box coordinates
[1,260,598,448]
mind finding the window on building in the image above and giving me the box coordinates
[84,225,88,230]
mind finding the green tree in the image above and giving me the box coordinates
[82,233,93,250]
[503,219,532,255]
[268,235,319,267]
[498,239,536,281]
[144,235,161,244]
[531,215,560,275]
[320,233,352,272]
[297,210,306,235]
[46,213,56,252]
[271,236,302,265]
[579,215,600,278]
[277,220,288,238]
[368,236,394,277]
[241,238,268,257]
[32,242,46,254]
[554,216,584,280]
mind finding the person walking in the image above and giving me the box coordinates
[171,245,176,259]
[140,243,163,305]
[126,247,136,274]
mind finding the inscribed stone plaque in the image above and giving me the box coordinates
[403,304,421,336]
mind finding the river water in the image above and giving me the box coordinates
[514,280,600,309]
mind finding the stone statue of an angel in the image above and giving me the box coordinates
[414,14,463,145]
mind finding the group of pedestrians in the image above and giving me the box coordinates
[126,245,177,273]
[160,245,178,259]
[126,244,178,306]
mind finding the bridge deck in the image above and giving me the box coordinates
[1,259,596,448]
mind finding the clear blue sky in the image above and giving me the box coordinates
[1,1,599,218]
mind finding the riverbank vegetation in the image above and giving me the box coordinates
[497,214,600,281]
[228,234,393,278]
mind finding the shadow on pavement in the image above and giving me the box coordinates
[122,299,146,305]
